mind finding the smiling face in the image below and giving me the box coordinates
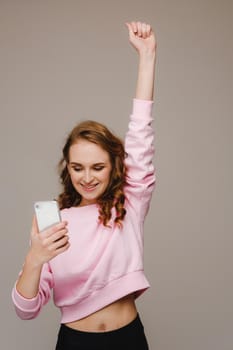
[67,139,112,206]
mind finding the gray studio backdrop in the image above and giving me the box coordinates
[1,1,232,349]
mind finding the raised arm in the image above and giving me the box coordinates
[124,21,157,218]
[126,21,157,100]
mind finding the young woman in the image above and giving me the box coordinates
[12,21,157,350]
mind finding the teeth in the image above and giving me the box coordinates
[82,184,98,189]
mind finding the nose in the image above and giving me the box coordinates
[83,170,94,184]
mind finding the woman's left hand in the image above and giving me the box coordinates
[126,21,157,56]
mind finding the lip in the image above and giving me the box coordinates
[81,183,99,192]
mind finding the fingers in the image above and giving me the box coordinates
[45,227,68,243]
[29,218,70,264]
[35,220,69,247]
[49,234,70,252]
[41,222,69,247]
[53,239,70,256]
[126,21,152,39]
[41,221,68,239]
[40,222,70,258]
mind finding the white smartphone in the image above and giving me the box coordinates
[34,200,61,232]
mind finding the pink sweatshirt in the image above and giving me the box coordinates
[12,99,155,323]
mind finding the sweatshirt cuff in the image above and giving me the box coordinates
[132,98,154,118]
[12,283,39,311]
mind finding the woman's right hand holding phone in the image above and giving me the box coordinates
[28,216,70,267]
[16,218,70,299]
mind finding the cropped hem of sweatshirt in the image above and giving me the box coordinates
[12,98,156,323]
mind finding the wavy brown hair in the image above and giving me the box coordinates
[57,120,127,227]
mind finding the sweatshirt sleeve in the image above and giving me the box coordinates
[124,98,156,219]
[12,262,54,320]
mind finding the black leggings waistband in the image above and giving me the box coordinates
[55,313,149,350]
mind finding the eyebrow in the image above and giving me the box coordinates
[69,162,106,166]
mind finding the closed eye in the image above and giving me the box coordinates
[71,166,82,172]
[69,164,106,172]
[93,166,105,171]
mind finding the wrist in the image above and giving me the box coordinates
[138,49,156,61]
[25,250,44,270]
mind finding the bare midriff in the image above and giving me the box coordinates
[65,293,138,332]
